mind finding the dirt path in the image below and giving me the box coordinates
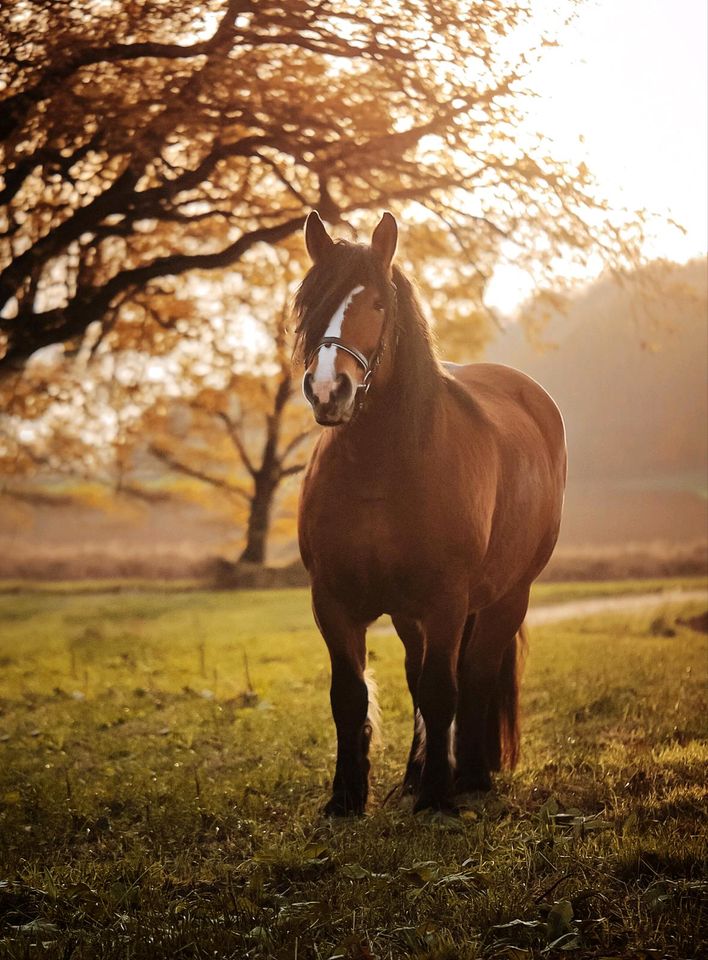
[526,589,707,627]
[370,588,707,635]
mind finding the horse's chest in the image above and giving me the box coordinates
[310,492,405,564]
[301,478,447,608]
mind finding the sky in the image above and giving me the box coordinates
[484,0,708,314]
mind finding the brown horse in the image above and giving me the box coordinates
[295,211,566,815]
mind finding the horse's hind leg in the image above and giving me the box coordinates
[312,587,371,816]
[391,615,424,794]
[455,584,530,794]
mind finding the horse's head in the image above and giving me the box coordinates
[295,211,398,426]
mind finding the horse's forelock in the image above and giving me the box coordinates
[293,241,388,361]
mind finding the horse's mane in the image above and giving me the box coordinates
[293,240,445,441]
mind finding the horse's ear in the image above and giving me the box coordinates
[371,211,398,273]
[304,210,334,264]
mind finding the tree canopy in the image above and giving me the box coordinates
[0,0,643,378]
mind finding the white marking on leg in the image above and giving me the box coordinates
[448,717,457,771]
[311,285,365,385]
[365,666,382,749]
[414,709,426,764]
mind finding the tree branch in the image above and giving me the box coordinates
[0,0,246,140]
[149,443,251,503]
[216,410,257,478]
[280,462,308,478]
[279,428,315,463]
[0,215,307,377]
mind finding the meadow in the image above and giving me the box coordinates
[0,581,706,959]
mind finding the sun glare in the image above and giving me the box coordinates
[483,0,707,315]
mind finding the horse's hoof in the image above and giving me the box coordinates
[413,793,458,816]
[454,791,489,816]
[323,795,365,817]
[454,773,492,795]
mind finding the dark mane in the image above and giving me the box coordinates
[388,264,446,430]
[293,241,445,440]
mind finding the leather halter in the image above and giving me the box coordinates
[304,283,397,410]
[315,338,370,378]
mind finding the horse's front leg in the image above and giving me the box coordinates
[392,614,425,794]
[414,596,467,813]
[313,587,370,816]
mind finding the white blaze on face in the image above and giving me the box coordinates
[310,285,365,390]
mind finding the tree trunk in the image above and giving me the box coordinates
[239,471,277,565]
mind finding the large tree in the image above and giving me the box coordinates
[0,0,643,376]
[142,239,315,564]
[0,238,315,565]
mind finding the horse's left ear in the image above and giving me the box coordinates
[371,211,398,273]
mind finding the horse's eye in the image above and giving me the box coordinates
[373,300,384,312]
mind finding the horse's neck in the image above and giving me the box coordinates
[336,362,442,469]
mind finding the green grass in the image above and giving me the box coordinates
[0,578,204,595]
[0,585,706,959]
[0,573,704,601]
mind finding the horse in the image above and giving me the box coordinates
[294,211,567,815]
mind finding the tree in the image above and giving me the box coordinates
[0,236,315,565]
[142,240,315,565]
[0,0,644,377]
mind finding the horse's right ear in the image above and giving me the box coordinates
[304,211,334,264]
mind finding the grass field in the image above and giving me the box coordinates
[0,582,706,959]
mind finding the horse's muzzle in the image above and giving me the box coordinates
[303,371,355,425]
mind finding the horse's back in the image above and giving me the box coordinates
[443,361,566,464]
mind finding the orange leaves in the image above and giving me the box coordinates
[2,0,647,378]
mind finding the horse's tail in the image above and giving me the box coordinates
[488,621,528,771]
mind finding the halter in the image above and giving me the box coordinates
[304,282,397,411]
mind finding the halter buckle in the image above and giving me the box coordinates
[358,367,374,397]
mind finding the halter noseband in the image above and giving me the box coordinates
[304,283,397,410]
[315,338,371,379]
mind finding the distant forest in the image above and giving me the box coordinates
[486,258,707,546]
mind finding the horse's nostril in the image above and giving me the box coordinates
[303,372,314,403]
[304,373,352,413]
[334,373,352,402]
